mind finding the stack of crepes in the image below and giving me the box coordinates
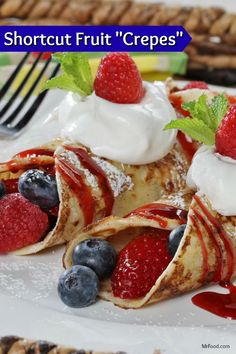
[63,190,236,309]
[0,138,189,255]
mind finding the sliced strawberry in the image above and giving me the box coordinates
[0,193,49,253]
[111,229,172,299]
[216,104,236,160]
[94,52,144,104]
[183,81,209,90]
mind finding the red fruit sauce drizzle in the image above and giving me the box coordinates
[189,214,209,282]
[0,148,55,194]
[191,195,236,319]
[56,157,95,226]
[14,148,54,159]
[5,148,55,173]
[127,202,188,228]
[64,145,114,216]
[4,179,19,194]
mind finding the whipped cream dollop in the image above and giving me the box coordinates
[187,146,236,216]
[58,82,177,165]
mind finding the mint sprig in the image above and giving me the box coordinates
[164,93,228,146]
[43,52,93,96]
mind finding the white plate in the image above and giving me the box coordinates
[0,81,236,354]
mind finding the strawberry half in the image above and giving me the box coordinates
[94,52,144,104]
[111,229,172,299]
[216,104,236,160]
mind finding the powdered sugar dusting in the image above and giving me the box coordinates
[92,157,133,197]
[60,150,99,191]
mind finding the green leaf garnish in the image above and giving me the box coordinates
[165,118,215,146]
[164,93,228,146]
[43,52,93,96]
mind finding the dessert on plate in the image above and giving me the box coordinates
[60,82,236,318]
[0,52,189,254]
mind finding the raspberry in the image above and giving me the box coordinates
[183,81,209,90]
[0,193,49,253]
[216,104,236,160]
[94,52,144,104]
[111,229,172,299]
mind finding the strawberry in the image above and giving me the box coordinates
[216,104,236,160]
[32,52,52,60]
[0,193,49,253]
[94,52,144,104]
[111,229,172,299]
[183,81,209,90]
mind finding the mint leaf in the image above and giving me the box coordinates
[210,94,228,130]
[43,52,93,96]
[182,95,213,129]
[167,92,229,146]
[182,93,228,132]
[164,118,215,146]
[43,74,79,93]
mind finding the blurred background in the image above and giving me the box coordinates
[0,0,235,86]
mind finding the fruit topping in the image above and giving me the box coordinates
[0,193,49,253]
[58,265,99,308]
[216,104,236,160]
[0,181,6,199]
[183,81,209,90]
[165,93,228,146]
[111,229,172,299]
[168,224,186,257]
[4,179,19,194]
[94,52,144,104]
[18,169,59,210]
[32,52,52,60]
[72,238,117,280]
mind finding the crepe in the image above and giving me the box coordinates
[0,140,189,255]
[63,191,236,309]
[0,336,123,354]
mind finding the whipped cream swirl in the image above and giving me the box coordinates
[58,82,177,165]
[187,146,236,216]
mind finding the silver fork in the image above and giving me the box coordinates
[0,52,60,138]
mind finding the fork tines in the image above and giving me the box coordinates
[0,52,60,137]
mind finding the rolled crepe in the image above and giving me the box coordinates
[0,336,121,354]
[63,192,236,309]
[0,140,189,255]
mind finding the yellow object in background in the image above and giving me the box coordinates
[142,71,171,82]
[89,53,187,82]
[11,64,48,96]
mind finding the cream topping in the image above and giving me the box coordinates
[58,82,177,165]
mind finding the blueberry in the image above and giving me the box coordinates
[168,224,186,257]
[18,169,59,210]
[0,181,6,199]
[72,238,117,280]
[58,265,99,308]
